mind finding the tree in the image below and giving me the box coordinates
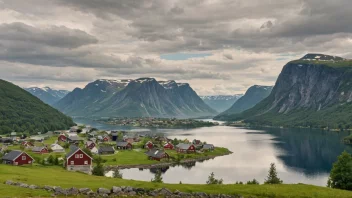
[247,179,259,185]
[47,155,54,165]
[264,163,282,184]
[82,147,93,158]
[92,156,104,176]
[113,169,123,179]
[206,172,223,185]
[151,170,163,183]
[53,156,59,165]
[327,151,352,190]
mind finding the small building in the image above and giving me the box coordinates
[10,132,17,137]
[67,136,82,144]
[32,146,49,154]
[65,148,93,174]
[21,141,34,148]
[2,150,34,165]
[58,134,67,142]
[176,143,196,153]
[192,139,202,145]
[51,144,65,153]
[116,142,132,150]
[145,141,154,150]
[103,136,109,142]
[91,146,99,155]
[69,126,79,133]
[145,149,169,161]
[98,146,115,155]
[29,136,45,142]
[163,142,174,150]
[85,141,96,150]
[111,132,118,141]
[202,144,215,151]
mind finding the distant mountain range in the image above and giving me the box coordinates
[214,85,273,119]
[200,95,243,112]
[25,87,70,105]
[54,78,216,118]
[217,54,352,129]
[0,80,74,134]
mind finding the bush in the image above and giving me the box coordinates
[151,170,163,183]
[264,163,283,184]
[113,169,123,178]
[247,179,259,185]
[328,151,352,190]
[206,172,223,185]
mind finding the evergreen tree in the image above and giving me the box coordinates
[327,151,352,190]
[264,163,283,184]
[92,156,104,176]
[246,179,259,185]
[113,169,123,179]
[151,170,163,183]
[206,172,223,184]
[53,156,59,165]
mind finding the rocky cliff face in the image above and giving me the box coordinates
[25,87,70,105]
[221,54,352,128]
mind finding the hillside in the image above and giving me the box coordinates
[200,95,243,112]
[0,80,75,134]
[221,54,352,128]
[25,87,70,105]
[55,78,216,118]
[214,85,272,119]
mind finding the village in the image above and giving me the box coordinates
[100,117,219,128]
[0,125,230,175]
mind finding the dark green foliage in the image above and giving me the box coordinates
[53,157,59,165]
[151,170,163,183]
[235,181,243,184]
[206,172,223,185]
[47,155,54,165]
[247,179,260,185]
[327,151,352,190]
[264,163,283,184]
[113,169,123,179]
[82,148,93,158]
[0,79,75,134]
[92,156,104,176]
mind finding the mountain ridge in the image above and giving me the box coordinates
[25,87,70,105]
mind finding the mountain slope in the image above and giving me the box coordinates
[200,95,243,112]
[221,54,352,128]
[55,78,216,118]
[25,87,70,105]
[215,85,273,119]
[0,79,75,134]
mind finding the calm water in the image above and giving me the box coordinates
[74,118,352,186]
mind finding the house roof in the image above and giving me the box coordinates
[116,142,130,147]
[145,149,167,158]
[203,144,214,149]
[2,150,23,161]
[51,144,64,150]
[164,142,174,146]
[176,143,194,150]
[98,146,115,153]
[68,136,81,141]
[86,141,94,146]
[66,147,93,159]
[32,146,46,152]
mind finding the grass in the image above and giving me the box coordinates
[0,165,352,198]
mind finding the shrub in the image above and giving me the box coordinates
[247,179,259,185]
[327,151,352,190]
[206,172,223,185]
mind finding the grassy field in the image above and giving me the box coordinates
[0,165,352,198]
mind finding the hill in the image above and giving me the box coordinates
[200,95,243,112]
[54,78,216,118]
[220,54,352,129]
[0,79,75,134]
[25,87,70,105]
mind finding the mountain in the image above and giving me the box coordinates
[25,87,70,105]
[200,95,243,112]
[218,54,352,128]
[214,85,273,119]
[0,79,75,134]
[54,78,216,118]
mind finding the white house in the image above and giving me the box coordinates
[51,144,65,153]
[91,146,99,155]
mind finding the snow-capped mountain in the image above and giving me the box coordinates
[25,87,70,105]
[200,95,243,112]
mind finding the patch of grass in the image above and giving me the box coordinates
[0,165,351,198]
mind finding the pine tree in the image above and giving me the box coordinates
[264,163,282,184]
[113,169,123,179]
[327,151,352,190]
[206,172,223,184]
[151,170,163,183]
[92,156,104,176]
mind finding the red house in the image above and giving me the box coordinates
[145,149,169,161]
[65,148,93,174]
[58,134,67,142]
[163,142,174,150]
[32,146,49,154]
[176,143,196,153]
[103,136,109,142]
[145,141,154,150]
[2,150,34,165]
[21,141,34,148]
[85,141,96,150]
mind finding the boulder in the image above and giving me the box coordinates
[97,188,110,195]
[128,191,137,196]
[43,185,54,191]
[79,188,92,195]
[19,183,29,188]
[66,187,79,196]
[174,189,181,195]
[159,188,173,196]
[28,185,38,189]
[5,180,13,185]
[112,186,122,194]
[53,186,67,195]
[125,186,133,192]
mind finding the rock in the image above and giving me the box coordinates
[97,187,110,195]
[28,185,38,189]
[135,188,145,194]
[88,191,97,197]
[128,191,137,196]
[19,183,29,188]
[53,186,67,195]
[195,192,208,197]
[66,187,79,196]
[112,186,122,193]
[79,188,92,195]
[5,180,13,185]
[125,186,133,192]
[159,188,173,196]
[174,190,181,195]
[44,185,54,191]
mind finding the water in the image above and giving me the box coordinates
[74,118,352,186]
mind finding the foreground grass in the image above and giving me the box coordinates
[0,165,352,198]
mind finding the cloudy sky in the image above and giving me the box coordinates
[1,0,352,95]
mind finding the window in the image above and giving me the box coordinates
[80,154,83,158]
[28,161,32,164]
[84,161,88,165]
[75,154,79,158]
[22,156,26,160]
[71,161,74,165]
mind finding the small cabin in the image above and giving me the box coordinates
[145,149,169,161]
[116,142,132,150]
[65,148,93,174]
[85,141,96,150]
[176,143,196,153]
[98,146,115,155]
[2,151,34,166]
[145,141,154,150]
[21,141,34,148]
[58,134,67,142]
[163,142,174,150]
[32,146,49,154]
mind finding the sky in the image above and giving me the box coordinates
[0,0,352,95]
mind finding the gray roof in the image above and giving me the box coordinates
[66,147,80,158]
[2,150,23,161]
[202,144,214,149]
[68,136,81,141]
[145,149,167,158]
[98,146,115,153]
[116,142,130,147]
[176,143,193,150]
[32,146,46,152]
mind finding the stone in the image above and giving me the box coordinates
[135,187,145,194]
[97,187,110,195]
[112,186,122,193]
[195,192,208,197]
[44,185,54,191]
[66,187,79,196]
[128,191,137,196]
[124,186,133,192]
[5,180,13,185]
[28,185,38,189]
[174,190,181,195]
[79,188,92,195]
[53,186,67,195]
[159,188,173,196]
[19,183,29,188]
